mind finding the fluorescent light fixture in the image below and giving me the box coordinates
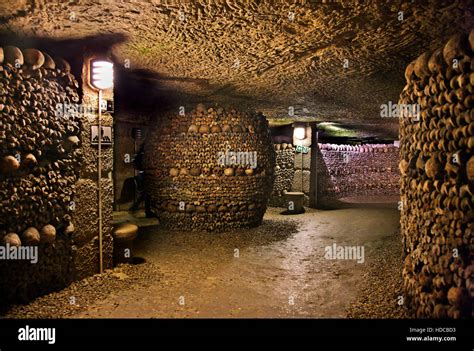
[294,126,306,140]
[90,60,113,90]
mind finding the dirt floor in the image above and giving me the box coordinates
[2,205,407,319]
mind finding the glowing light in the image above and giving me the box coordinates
[90,60,113,90]
[294,126,306,140]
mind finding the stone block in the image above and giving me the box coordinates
[294,149,311,170]
[292,170,311,193]
[72,178,113,246]
[79,113,114,179]
[72,234,113,280]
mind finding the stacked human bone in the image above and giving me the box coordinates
[144,104,275,231]
[317,143,399,200]
[319,143,395,152]
[270,143,295,206]
[399,31,474,318]
[0,46,81,246]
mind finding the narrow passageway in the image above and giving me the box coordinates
[65,206,402,318]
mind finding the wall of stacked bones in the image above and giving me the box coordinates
[144,104,275,231]
[0,46,81,301]
[316,143,400,202]
[270,143,295,207]
[399,31,474,318]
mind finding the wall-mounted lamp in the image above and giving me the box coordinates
[90,60,114,90]
[88,58,113,274]
[294,126,306,140]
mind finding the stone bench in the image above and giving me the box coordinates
[283,191,305,214]
[112,223,138,265]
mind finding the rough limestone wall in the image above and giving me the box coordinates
[317,143,399,202]
[144,104,275,231]
[270,143,295,207]
[0,46,81,302]
[399,31,474,318]
[114,123,148,211]
[114,112,150,211]
[292,148,312,206]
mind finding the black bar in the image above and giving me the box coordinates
[0,319,472,349]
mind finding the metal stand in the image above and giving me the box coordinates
[98,89,103,274]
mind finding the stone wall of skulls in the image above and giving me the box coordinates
[144,104,275,231]
[269,144,295,207]
[317,143,399,203]
[0,46,81,301]
[399,31,474,318]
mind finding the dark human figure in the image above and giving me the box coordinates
[129,144,153,217]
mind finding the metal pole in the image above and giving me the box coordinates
[301,151,303,193]
[133,136,137,205]
[314,130,319,207]
[98,89,103,274]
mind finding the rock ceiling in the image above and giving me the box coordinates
[1,0,473,138]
